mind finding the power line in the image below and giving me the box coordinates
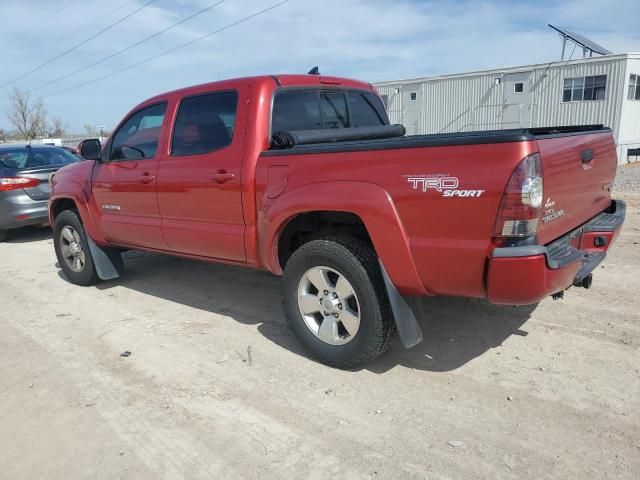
[52,0,140,46]
[23,0,78,36]
[3,0,78,54]
[11,0,138,75]
[31,0,228,92]
[0,0,157,89]
[43,0,292,99]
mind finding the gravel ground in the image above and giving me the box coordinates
[614,162,640,194]
[0,192,638,479]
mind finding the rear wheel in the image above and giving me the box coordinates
[0,229,6,243]
[282,235,396,368]
[53,210,99,286]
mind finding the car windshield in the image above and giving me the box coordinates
[0,147,80,170]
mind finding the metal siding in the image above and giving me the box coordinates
[375,56,636,163]
[617,57,640,162]
[530,58,624,139]
[376,85,403,125]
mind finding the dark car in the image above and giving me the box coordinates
[0,144,80,241]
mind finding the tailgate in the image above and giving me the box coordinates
[535,131,617,244]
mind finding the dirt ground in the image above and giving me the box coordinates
[1,194,638,480]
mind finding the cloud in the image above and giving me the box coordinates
[0,0,637,131]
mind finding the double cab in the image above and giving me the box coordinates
[49,74,625,368]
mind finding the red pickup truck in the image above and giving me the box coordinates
[49,73,625,368]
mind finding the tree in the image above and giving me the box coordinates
[0,128,6,143]
[7,88,47,140]
[49,116,66,137]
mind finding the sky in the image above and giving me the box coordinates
[0,0,638,132]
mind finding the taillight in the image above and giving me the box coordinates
[0,177,41,191]
[493,153,543,246]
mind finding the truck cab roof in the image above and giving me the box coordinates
[141,74,374,107]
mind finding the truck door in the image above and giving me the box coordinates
[91,102,168,250]
[156,88,246,261]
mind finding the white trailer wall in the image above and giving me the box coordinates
[375,54,640,164]
[618,56,640,161]
[530,57,626,140]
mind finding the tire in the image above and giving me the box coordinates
[53,210,99,286]
[282,235,396,368]
[0,229,7,243]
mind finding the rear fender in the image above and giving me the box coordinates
[259,181,428,296]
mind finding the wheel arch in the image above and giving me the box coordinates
[49,187,104,244]
[50,197,78,220]
[259,181,428,296]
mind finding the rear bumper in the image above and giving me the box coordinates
[0,191,50,230]
[487,199,625,305]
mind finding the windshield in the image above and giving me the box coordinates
[0,147,80,170]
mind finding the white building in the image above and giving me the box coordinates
[375,52,640,164]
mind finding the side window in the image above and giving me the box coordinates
[110,103,167,161]
[172,91,238,157]
[272,90,322,133]
[347,92,388,127]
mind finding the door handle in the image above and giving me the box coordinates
[138,174,155,184]
[211,171,235,183]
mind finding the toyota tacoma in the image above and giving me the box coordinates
[48,73,625,368]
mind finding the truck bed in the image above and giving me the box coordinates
[259,124,617,298]
[263,125,610,156]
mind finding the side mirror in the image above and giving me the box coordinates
[79,138,102,161]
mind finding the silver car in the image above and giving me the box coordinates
[0,144,80,242]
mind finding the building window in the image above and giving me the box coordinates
[629,74,640,100]
[410,92,417,101]
[514,82,524,93]
[562,75,606,102]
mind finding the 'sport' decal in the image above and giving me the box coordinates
[405,174,484,198]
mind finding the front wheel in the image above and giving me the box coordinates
[282,235,396,368]
[53,210,99,286]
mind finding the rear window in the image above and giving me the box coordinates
[271,89,388,133]
[320,92,349,129]
[347,92,388,127]
[0,147,79,169]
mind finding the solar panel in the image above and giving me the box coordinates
[548,24,612,56]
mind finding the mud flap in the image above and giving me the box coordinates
[379,261,424,348]
[86,236,123,281]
